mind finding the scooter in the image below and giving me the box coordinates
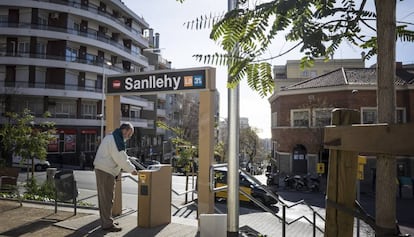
[293,175,306,191]
[284,175,297,189]
[308,175,321,192]
[294,174,321,192]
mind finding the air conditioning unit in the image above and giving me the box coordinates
[51,12,59,19]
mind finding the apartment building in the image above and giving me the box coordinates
[0,0,167,166]
[269,64,414,188]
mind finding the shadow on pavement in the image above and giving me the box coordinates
[63,219,102,237]
[276,189,326,208]
[0,219,56,236]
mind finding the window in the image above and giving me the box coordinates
[362,107,406,124]
[64,134,76,152]
[86,53,96,64]
[396,108,406,124]
[36,42,46,58]
[313,109,332,127]
[0,43,6,54]
[53,102,76,118]
[81,133,97,152]
[291,109,310,127]
[18,42,30,55]
[47,135,59,153]
[271,112,277,128]
[130,106,141,118]
[361,107,377,124]
[37,17,47,26]
[82,103,96,118]
[0,15,7,22]
[66,47,78,62]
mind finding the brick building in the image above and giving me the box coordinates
[269,65,414,188]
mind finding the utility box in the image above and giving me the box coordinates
[138,165,172,228]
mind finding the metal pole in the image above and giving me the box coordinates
[282,205,286,237]
[101,66,105,139]
[227,1,239,236]
[356,180,360,237]
[313,211,316,237]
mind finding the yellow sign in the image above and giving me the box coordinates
[358,156,367,164]
[357,167,364,180]
[139,174,147,183]
[317,163,325,174]
[357,156,367,180]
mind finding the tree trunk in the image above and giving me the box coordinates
[375,1,397,236]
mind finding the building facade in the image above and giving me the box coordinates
[0,0,168,166]
[273,58,365,92]
[269,65,414,188]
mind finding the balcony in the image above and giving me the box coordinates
[2,0,149,47]
[0,21,149,67]
[0,79,103,100]
[121,117,154,129]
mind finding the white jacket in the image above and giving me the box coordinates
[93,134,136,176]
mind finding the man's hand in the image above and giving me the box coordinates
[131,170,138,175]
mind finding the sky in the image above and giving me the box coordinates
[123,0,414,138]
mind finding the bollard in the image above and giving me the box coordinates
[46,168,57,183]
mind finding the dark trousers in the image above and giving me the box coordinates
[95,169,116,228]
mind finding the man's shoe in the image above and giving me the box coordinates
[103,225,122,232]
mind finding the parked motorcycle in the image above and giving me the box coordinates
[283,175,297,189]
[308,175,321,192]
[284,174,321,192]
[294,174,321,192]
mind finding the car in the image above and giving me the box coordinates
[214,167,278,206]
[12,155,51,171]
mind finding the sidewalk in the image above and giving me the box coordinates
[0,199,326,237]
[0,199,199,237]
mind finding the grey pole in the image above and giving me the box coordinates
[227,0,239,236]
[101,65,106,139]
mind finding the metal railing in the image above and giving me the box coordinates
[171,187,197,211]
[210,163,326,237]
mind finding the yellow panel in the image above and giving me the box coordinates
[358,156,367,164]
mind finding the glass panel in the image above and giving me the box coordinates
[362,109,377,124]
[293,110,309,127]
[314,109,331,127]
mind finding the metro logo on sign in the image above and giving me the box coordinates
[112,80,121,89]
[184,76,193,87]
[106,68,209,95]
[193,75,203,87]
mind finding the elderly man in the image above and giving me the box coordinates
[94,122,138,232]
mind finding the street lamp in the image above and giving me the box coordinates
[101,61,112,140]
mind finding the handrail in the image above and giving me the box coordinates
[210,163,326,236]
[121,175,138,184]
[209,163,227,192]
[171,200,196,211]
[171,188,196,196]
[239,188,282,221]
